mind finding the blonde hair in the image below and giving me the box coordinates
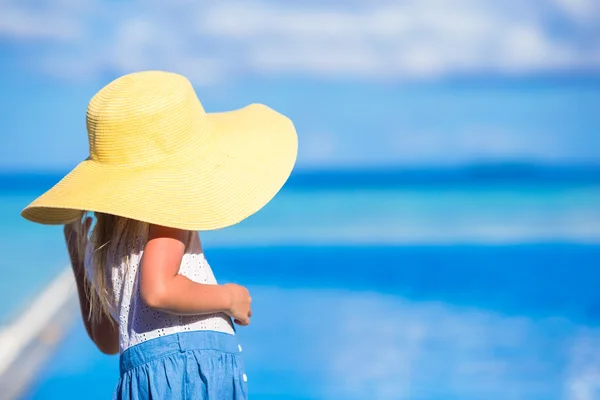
[74,211,147,323]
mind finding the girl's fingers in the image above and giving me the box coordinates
[234,316,250,326]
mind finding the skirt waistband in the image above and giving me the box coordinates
[119,330,241,375]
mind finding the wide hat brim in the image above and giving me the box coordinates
[21,104,298,230]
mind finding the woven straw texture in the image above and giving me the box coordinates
[21,71,298,230]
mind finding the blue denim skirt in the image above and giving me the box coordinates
[113,331,248,400]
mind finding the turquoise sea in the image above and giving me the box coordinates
[2,169,600,399]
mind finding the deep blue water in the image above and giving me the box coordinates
[3,164,600,192]
[208,244,600,324]
[24,244,600,400]
[5,180,599,324]
[4,170,600,399]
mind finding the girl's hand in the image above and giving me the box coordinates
[224,283,252,326]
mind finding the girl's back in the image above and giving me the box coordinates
[87,218,235,353]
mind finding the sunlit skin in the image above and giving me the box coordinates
[64,219,252,355]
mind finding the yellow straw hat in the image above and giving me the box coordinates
[21,70,298,230]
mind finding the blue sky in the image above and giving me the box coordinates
[0,0,599,171]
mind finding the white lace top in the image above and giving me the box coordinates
[84,220,235,353]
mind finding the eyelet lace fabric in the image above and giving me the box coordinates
[84,221,235,353]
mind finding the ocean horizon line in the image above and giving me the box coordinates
[2,163,600,192]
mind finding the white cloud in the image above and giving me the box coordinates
[0,3,82,41]
[0,0,598,85]
[553,0,600,23]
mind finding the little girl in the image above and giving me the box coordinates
[22,71,298,399]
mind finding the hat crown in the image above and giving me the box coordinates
[86,71,206,166]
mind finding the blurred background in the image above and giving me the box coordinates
[1,0,600,399]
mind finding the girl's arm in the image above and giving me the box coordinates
[64,222,119,355]
[139,224,252,325]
